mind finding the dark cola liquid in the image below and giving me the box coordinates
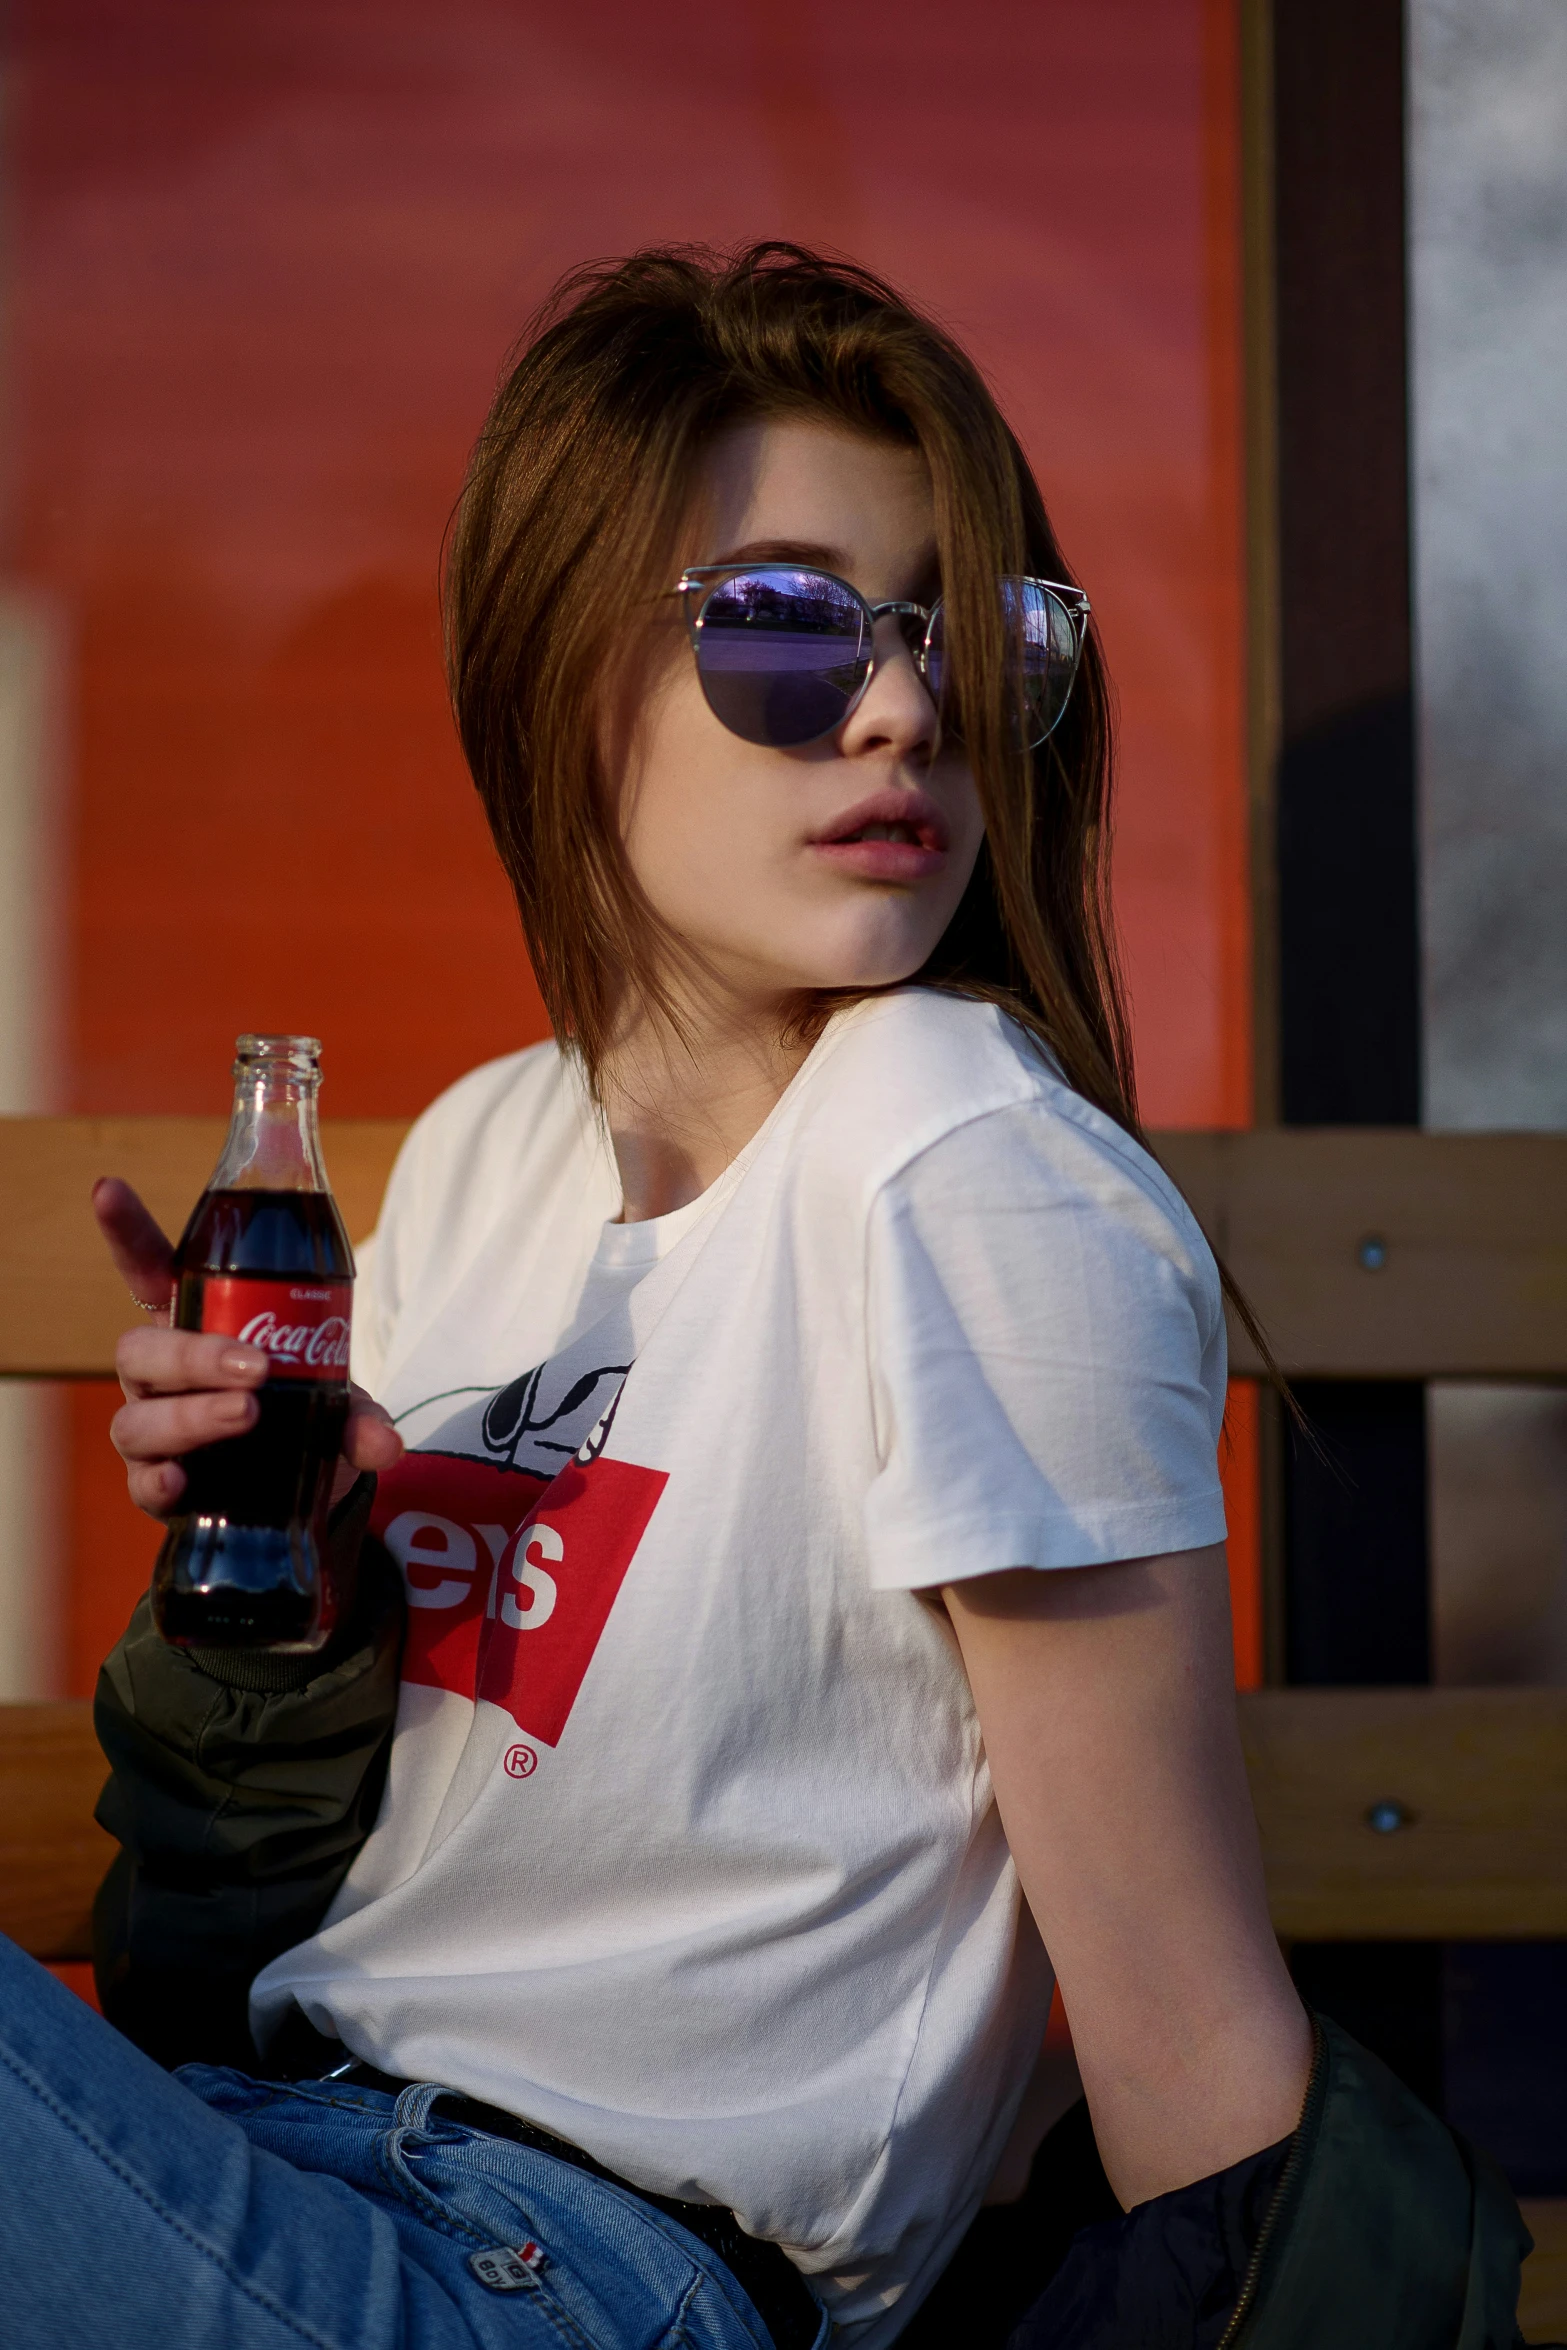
[153,1189,354,1653]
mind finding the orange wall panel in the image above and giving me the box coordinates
[6,0,1258,1688]
[13,0,1251,1123]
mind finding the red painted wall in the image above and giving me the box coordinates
[6,0,1258,1692]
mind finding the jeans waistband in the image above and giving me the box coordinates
[326,2057,823,2350]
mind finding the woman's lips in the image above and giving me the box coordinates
[811,834,949,882]
[809,792,950,883]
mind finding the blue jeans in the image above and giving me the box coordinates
[0,1936,827,2349]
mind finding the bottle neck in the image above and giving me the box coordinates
[209,1038,330,1193]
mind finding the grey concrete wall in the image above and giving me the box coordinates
[1409,0,1567,1130]
[1408,0,1567,1685]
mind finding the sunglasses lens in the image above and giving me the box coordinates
[924,579,1082,746]
[695,571,868,747]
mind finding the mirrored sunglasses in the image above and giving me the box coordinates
[678,563,1090,751]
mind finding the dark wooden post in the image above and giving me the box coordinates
[1257,0,1441,2107]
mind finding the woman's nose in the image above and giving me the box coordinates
[838,614,938,756]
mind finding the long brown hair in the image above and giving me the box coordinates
[446,243,1284,1380]
[444,240,1136,1129]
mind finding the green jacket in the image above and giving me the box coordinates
[92,1476,401,2070]
[1228,2015,1535,2348]
[91,1477,1542,2346]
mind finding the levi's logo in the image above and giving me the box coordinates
[199,1276,352,1379]
[370,1435,665,1747]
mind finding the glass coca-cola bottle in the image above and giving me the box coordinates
[151,1035,355,1654]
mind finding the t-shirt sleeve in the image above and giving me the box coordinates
[347,1227,388,1397]
[345,1114,427,1397]
[340,1042,579,1405]
[861,1097,1229,1590]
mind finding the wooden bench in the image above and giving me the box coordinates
[9,1684,1564,1968]
[5,1117,1566,1380]
[3,1115,1565,2334]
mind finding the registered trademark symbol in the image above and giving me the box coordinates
[503,1743,538,1779]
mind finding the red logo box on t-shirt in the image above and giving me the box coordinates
[370,1449,666,1747]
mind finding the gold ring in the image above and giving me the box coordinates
[131,1295,170,1318]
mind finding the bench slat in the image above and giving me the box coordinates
[1238,1686,1567,1940]
[1160,1127,1567,1379]
[1521,2199,1567,2343]
[3,1118,1566,1379]
[0,1116,409,1376]
[0,1702,115,1960]
[4,1689,1564,1961]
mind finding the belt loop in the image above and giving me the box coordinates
[391,2080,453,2133]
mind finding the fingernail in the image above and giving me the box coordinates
[221,1347,268,1377]
[222,1391,257,1423]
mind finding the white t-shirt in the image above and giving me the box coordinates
[253,989,1228,2343]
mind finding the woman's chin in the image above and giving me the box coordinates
[680,908,954,1010]
[767,954,930,1002]
[772,914,957,999]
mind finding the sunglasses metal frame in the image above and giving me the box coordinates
[676,562,1091,749]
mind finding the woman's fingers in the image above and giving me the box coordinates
[125,1457,188,1517]
[111,1328,269,1523]
[111,1341,402,1525]
[323,1388,401,1506]
[112,1384,260,1465]
[112,1386,260,1523]
[115,1325,270,1402]
[93,1177,177,1314]
[345,1388,404,1473]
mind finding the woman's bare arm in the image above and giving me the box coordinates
[943,1545,1311,2211]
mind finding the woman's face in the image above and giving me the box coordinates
[618,418,985,1015]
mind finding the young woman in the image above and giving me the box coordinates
[5,247,1528,2350]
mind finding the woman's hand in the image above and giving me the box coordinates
[93,1176,404,1522]
[943,1546,1312,2212]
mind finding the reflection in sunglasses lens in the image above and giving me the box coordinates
[924,581,1078,747]
[696,571,868,746]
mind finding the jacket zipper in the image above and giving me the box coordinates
[1215,2016,1328,2350]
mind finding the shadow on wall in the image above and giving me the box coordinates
[1431,1383,1567,1687]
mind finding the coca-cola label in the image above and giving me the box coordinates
[198,1277,352,1381]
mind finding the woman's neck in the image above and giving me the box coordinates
[599,992,813,1224]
